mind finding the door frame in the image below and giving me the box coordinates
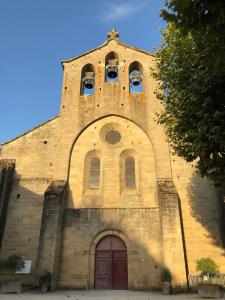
[88,230,131,289]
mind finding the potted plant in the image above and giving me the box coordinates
[0,255,24,272]
[196,257,223,298]
[160,268,172,295]
[0,255,24,293]
[38,269,52,293]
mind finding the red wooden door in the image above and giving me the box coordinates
[95,235,128,290]
[112,251,128,289]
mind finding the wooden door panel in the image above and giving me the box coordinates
[95,251,112,289]
[112,251,128,289]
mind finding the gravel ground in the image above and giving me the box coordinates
[0,290,219,300]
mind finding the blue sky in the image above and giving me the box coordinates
[0,0,165,142]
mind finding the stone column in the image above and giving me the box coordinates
[0,159,15,249]
[158,179,188,290]
[36,180,67,290]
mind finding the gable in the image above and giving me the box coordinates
[61,38,155,68]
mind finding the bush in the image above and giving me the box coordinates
[0,255,24,271]
[161,268,172,283]
[39,270,52,293]
[196,257,219,275]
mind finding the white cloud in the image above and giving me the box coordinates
[100,2,145,22]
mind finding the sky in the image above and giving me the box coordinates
[0,0,165,143]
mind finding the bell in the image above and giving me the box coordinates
[107,66,118,78]
[84,79,94,89]
[130,71,142,86]
[107,59,118,79]
[83,72,94,89]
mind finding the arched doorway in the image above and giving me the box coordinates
[95,235,128,290]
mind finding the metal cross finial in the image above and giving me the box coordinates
[107,29,119,40]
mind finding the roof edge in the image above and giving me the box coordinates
[61,39,155,67]
[1,115,60,146]
[61,41,108,66]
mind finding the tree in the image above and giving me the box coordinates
[154,0,225,185]
[196,257,219,275]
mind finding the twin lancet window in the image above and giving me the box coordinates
[80,53,143,95]
[89,155,136,189]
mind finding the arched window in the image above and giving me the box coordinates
[129,61,143,93]
[89,157,100,188]
[105,52,119,82]
[81,64,95,95]
[125,156,136,188]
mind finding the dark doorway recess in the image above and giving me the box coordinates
[95,235,128,290]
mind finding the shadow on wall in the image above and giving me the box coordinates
[59,204,165,290]
[187,173,225,254]
[0,171,47,285]
[1,170,206,291]
[1,173,165,290]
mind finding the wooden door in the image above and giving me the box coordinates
[95,251,112,289]
[95,235,128,290]
[112,251,128,289]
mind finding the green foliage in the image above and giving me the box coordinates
[0,255,24,271]
[154,1,225,185]
[161,0,225,36]
[161,268,172,282]
[39,270,51,287]
[196,257,219,275]
[39,270,51,292]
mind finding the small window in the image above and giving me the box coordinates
[105,130,121,145]
[125,156,136,188]
[89,157,100,188]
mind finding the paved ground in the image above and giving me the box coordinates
[1,290,224,300]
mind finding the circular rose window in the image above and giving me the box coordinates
[105,130,121,145]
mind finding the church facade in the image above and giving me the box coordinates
[0,30,225,290]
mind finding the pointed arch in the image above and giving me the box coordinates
[68,115,158,208]
[67,114,155,183]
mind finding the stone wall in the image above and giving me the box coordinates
[158,179,187,289]
[171,156,225,275]
[36,181,67,290]
[58,208,162,290]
